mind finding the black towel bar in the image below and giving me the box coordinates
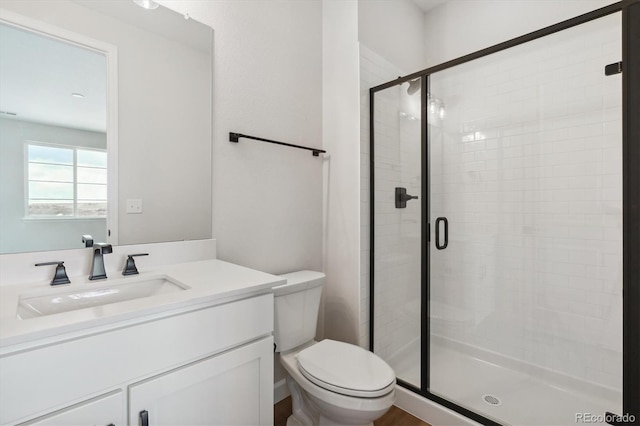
[229,132,326,157]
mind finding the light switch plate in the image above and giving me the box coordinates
[126,199,143,214]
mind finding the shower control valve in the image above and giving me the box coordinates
[395,187,418,208]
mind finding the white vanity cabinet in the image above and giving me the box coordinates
[1,293,274,426]
[19,391,123,426]
[129,337,272,425]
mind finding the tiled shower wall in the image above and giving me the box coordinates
[360,45,422,359]
[429,14,622,390]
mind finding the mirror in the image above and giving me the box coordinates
[0,0,212,254]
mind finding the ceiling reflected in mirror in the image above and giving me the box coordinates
[0,22,106,132]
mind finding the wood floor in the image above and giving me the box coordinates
[274,396,293,426]
[373,405,431,426]
[274,396,431,426]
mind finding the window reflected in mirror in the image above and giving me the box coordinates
[27,143,107,218]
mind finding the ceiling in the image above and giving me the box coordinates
[412,0,448,13]
[0,22,107,133]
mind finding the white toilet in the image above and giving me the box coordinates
[274,271,396,426]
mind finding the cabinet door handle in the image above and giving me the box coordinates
[140,410,149,426]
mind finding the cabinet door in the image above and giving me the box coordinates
[129,336,273,426]
[18,390,122,426]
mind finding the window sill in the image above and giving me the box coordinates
[21,216,106,222]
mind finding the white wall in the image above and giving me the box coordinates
[159,0,323,392]
[161,0,323,277]
[0,118,107,253]
[322,0,362,345]
[423,0,615,67]
[358,0,427,73]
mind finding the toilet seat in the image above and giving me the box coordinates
[297,339,395,398]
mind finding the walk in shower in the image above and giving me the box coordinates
[369,2,639,425]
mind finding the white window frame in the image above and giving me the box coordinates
[24,141,108,219]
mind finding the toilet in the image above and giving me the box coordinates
[274,271,396,426]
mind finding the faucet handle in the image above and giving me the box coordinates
[82,235,94,247]
[122,253,149,276]
[35,261,71,286]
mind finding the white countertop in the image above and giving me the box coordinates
[0,259,284,352]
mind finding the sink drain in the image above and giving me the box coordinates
[482,394,502,406]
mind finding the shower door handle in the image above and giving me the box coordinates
[435,217,448,250]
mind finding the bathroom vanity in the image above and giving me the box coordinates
[0,258,282,425]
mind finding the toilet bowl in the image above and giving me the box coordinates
[274,271,395,426]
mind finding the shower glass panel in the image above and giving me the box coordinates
[428,12,622,425]
[372,81,422,388]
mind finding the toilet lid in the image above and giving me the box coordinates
[297,339,395,398]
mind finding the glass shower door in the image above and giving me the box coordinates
[371,79,423,388]
[427,12,623,425]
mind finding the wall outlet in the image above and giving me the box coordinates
[126,199,143,214]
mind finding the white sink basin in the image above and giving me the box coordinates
[16,275,188,320]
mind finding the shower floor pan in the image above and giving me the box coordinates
[387,338,620,426]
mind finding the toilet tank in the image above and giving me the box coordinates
[273,271,325,352]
